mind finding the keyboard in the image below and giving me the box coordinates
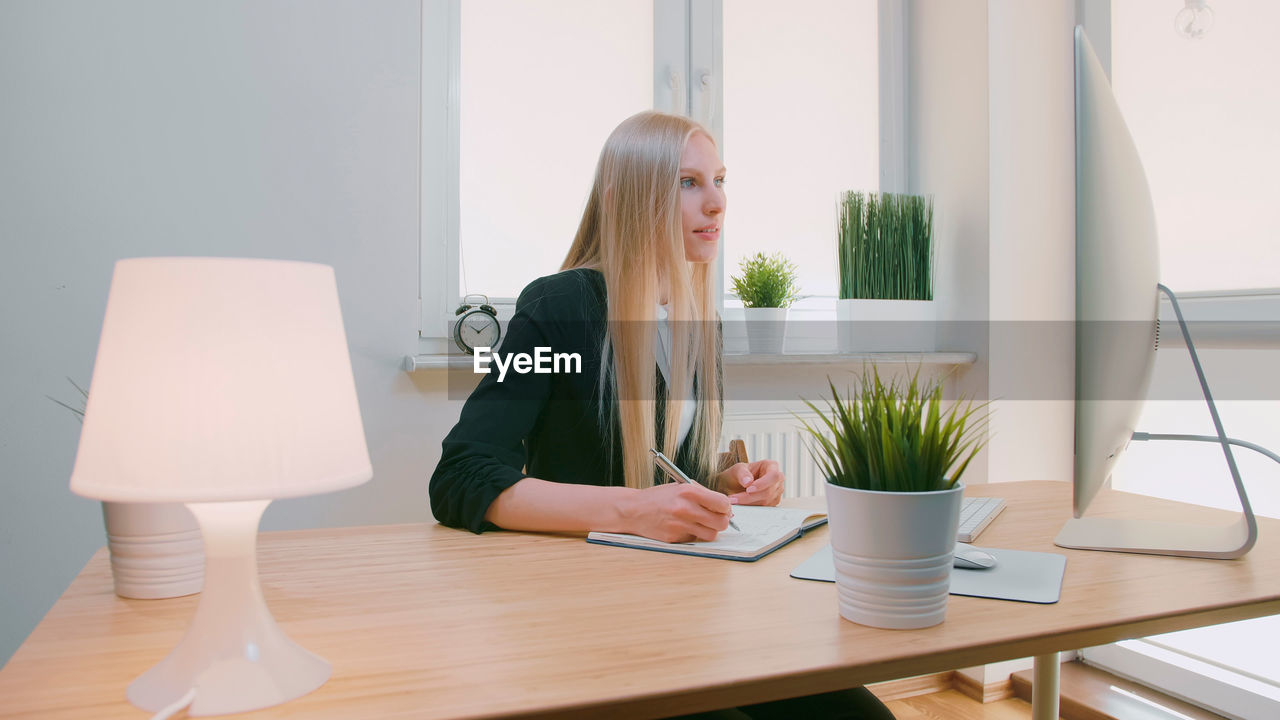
[957,496,1007,543]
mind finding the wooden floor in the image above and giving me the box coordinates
[884,690,1059,720]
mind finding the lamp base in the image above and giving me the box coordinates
[127,500,330,716]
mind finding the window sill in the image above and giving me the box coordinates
[403,351,976,373]
[1012,659,1232,720]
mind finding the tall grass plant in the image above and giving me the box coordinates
[838,192,934,301]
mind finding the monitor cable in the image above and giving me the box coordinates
[1132,432,1280,470]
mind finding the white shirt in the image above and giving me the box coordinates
[655,303,697,447]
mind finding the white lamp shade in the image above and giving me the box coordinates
[71,258,372,502]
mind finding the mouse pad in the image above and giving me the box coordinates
[790,544,1066,604]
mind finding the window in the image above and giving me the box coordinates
[1084,2,1280,716]
[722,0,878,302]
[420,0,891,342]
[1110,1,1280,293]
[1107,0,1280,538]
[459,0,654,300]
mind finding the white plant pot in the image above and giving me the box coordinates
[825,482,963,629]
[744,307,788,354]
[836,299,935,353]
[103,501,204,599]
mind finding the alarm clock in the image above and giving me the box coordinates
[453,294,501,354]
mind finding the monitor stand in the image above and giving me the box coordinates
[1055,515,1254,559]
[1055,284,1259,559]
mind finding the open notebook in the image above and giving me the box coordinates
[586,505,828,562]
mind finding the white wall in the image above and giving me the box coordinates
[906,0,1093,488]
[985,0,1077,484]
[908,0,992,482]
[0,0,451,666]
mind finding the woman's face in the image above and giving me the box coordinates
[678,132,726,264]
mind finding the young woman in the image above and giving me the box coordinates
[429,111,895,719]
[430,111,784,539]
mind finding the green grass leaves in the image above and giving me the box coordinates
[797,368,990,493]
[838,192,934,301]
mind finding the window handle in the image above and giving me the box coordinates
[696,70,716,126]
[669,69,685,115]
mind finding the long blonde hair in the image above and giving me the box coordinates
[561,111,723,491]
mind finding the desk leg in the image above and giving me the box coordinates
[1031,653,1060,720]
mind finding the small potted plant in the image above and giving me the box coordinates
[797,368,990,629]
[836,192,935,352]
[730,251,800,354]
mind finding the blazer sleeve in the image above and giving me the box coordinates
[429,278,558,533]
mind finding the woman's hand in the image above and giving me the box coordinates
[620,482,734,543]
[717,460,785,507]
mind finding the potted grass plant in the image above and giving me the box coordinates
[730,252,801,354]
[797,368,990,629]
[836,192,936,352]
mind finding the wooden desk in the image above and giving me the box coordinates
[3,481,1279,719]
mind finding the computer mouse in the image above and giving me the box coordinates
[953,544,997,570]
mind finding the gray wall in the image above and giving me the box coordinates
[0,0,454,665]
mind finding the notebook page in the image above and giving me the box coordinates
[589,505,825,556]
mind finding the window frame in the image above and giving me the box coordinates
[418,0,905,344]
[1081,640,1280,720]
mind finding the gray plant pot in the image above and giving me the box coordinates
[744,307,787,354]
[102,501,204,599]
[825,481,963,629]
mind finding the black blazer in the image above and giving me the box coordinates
[429,267,719,533]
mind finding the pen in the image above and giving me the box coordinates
[649,448,740,532]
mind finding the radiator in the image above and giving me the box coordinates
[723,412,832,499]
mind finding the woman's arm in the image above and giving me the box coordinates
[429,278,560,532]
[486,477,735,543]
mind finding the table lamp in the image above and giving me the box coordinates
[69,257,373,716]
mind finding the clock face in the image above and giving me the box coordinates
[455,309,501,354]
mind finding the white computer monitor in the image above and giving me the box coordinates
[1054,27,1256,558]
[1068,26,1161,519]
